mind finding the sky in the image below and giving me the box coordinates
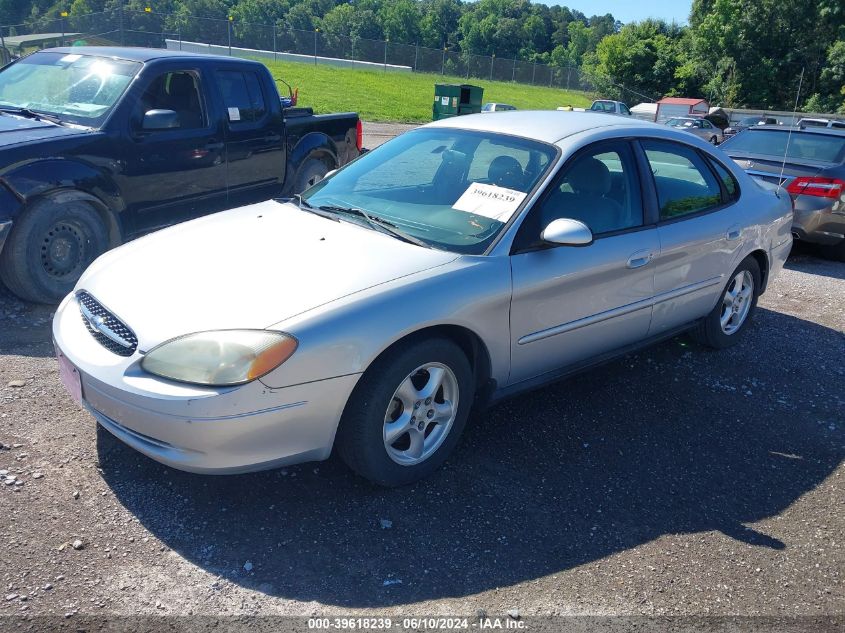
[541,0,695,25]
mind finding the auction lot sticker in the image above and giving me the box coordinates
[452,182,527,222]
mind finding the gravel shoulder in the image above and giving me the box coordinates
[0,239,843,628]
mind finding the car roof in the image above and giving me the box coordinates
[750,125,845,137]
[36,46,262,66]
[427,110,656,143]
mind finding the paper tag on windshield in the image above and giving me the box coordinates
[452,182,527,222]
[227,107,241,121]
[60,54,81,63]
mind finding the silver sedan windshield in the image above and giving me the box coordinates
[301,128,558,254]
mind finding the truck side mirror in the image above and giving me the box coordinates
[142,109,180,131]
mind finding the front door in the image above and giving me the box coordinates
[509,140,659,386]
[121,67,227,235]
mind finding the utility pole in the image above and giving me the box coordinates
[512,57,516,82]
[314,28,318,65]
[227,16,232,56]
[384,38,388,72]
[490,54,494,81]
[60,11,67,47]
[272,24,276,62]
[441,47,445,75]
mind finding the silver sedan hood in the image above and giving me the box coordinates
[76,200,457,350]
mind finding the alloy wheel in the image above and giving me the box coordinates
[720,270,754,335]
[383,363,459,466]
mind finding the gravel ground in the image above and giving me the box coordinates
[363,121,418,148]
[0,228,843,632]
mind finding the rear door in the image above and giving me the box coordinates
[639,139,742,335]
[214,66,285,206]
[508,140,659,385]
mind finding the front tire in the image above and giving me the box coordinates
[336,338,474,487]
[0,197,108,304]
[691,256,761,349]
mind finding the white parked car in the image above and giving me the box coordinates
[53,112,793,486]
[589,100,631,116]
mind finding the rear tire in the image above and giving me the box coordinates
[818,240,845,262]
[691,256,761,349]
[0,197,108,304]
[336,338,474,487]
[294,157,329,193]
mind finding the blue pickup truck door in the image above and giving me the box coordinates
[215,67,286,205]
[120,66,227,234]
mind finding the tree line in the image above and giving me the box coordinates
[2,0,844,112]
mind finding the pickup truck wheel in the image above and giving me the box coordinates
[818,240,845,262]
[0,198,108,304]
[336,338,474,487]
[691,256,761,349]
[295,157,329,193]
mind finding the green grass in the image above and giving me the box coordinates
[261,59,593,123]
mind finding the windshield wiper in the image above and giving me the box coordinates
[317,205,431,248]
[0,107,63,125]
[280,194,339,222]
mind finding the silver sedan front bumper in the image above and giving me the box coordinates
[53,293,361,474]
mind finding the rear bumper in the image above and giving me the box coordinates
[792,206,845,245]
[0,219,11,255]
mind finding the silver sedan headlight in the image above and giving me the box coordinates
[141,330,298,386]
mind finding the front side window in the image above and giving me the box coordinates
[216,70,266,123]
[137,70,205,129]
[0,51,140,127]
[518,141,643,245]
[642,140,722,219]
[301,128,557,254]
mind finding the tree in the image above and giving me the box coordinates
[379,0,420,43]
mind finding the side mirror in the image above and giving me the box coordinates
[142,109,179,130]
[541,218,593,246]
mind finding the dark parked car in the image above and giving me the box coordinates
[720,125,845,261]
[722,115,779,139]
[0,47,361,303]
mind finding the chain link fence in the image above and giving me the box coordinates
[0,8,603,96]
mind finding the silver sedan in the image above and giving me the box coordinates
[666,116,724,144]
[53,112,793,486]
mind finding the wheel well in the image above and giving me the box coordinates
[374,325,493,404]
[40,189,121,248]
[748,249,769,292]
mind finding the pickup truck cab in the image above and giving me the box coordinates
[589,100,631,116]
[0,47,361,303]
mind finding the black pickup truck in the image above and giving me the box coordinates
[0,47,361,303]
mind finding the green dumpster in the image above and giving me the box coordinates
[433,84,483,120]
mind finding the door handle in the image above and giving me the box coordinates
[726,225,741,240]
[626,250,654,269]
[262,134,282,143]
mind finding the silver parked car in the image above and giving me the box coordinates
[53,112,793,486]
[666,116,723,144]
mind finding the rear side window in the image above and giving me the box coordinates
[724,130,845,162]
[642,140,723,219]
[708,158,739,201]
[216,70,266,123]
